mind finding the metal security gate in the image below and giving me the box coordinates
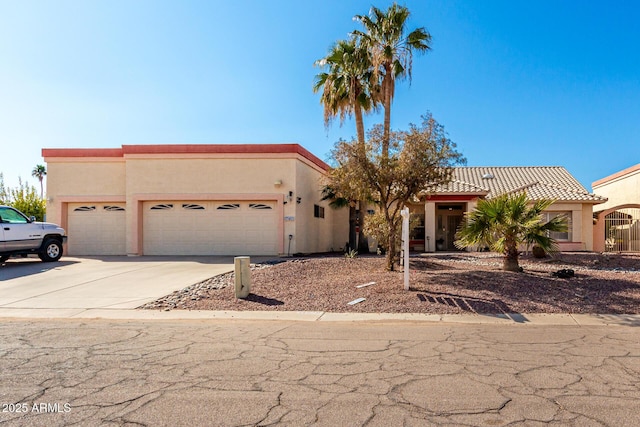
[604,208,640,252]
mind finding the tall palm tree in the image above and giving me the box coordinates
[31,164,46,198]
[314,38,377,253]
[313,38,376,148]
[454,193,568,272]
[353,3,431,157]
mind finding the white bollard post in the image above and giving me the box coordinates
[401,207,410,291]
[234,256,251,299]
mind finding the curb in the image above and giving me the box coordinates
[0,308,638,326]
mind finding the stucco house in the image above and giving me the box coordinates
[43,144,348,256]
[406,166,606,252]
[43,144,605,256]
[592,163,640,252]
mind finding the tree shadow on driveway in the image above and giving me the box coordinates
[0,259,78,281]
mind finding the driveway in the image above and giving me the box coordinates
[0,256,272,314]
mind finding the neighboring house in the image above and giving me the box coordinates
[592,163,640,252]
[43,144,605,256]
[406,167,606,252]
[42,144,348,256]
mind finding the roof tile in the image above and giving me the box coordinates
[428,167,606,203]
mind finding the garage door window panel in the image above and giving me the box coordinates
[217,203,240,210]
[150,204,174,210]
[183,204,205,210]
[249,203,273,210]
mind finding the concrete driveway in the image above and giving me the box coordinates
[0,256,271,314]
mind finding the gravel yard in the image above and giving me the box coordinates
[140,252,640,314]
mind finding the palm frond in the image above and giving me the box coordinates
[455,193,569,270]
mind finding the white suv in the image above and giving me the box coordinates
[0,205,67,263]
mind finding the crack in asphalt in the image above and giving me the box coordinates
[0,320,638,426]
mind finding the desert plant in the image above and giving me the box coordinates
[455,193,568,272]
[344,249,359,259]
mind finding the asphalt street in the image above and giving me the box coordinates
[1,319,639,426]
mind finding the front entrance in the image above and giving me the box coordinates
[604,208,640,252]
[436,204,465,251]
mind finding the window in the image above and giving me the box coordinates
[150,204,173,210]
[314,204,325,219]
[249,203,272,210]
[0,207,28,224]
[182,204,205,210]
[104,206,125,212]
[73,206,96,212]
[217,203,240,210]
[542,212,572,241]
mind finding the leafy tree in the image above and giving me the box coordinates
[32,164,47,198]
[353,3,431,157]
[10,178,46,221]
[329,113,464,270]
[454,193,568,272]
[0,173,9,205]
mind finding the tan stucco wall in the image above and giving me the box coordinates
[45,150,348,256]
[293,159,348,254]
[124,157,296,195]
[45,159,126,226]
[592,168,640,212]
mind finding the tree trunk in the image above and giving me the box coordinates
[348,206,357,251]
[354,103,366,149]
[382,68,393,159]
[358,230,369,254]
[503,244,521,272]
[386,223,397,271]
[354,106,369,254]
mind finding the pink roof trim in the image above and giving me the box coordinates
[42,144,329,171]
[592,163,640,188]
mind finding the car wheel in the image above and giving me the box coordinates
[38,239,63,262]
[0,255,8,263]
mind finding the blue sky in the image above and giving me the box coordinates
[1,0,638,192]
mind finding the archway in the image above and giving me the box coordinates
[594,204,640,252]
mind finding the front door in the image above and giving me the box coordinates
[436,204,465,251]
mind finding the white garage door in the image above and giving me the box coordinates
[67,203,127,255]
[143,201,279,255]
